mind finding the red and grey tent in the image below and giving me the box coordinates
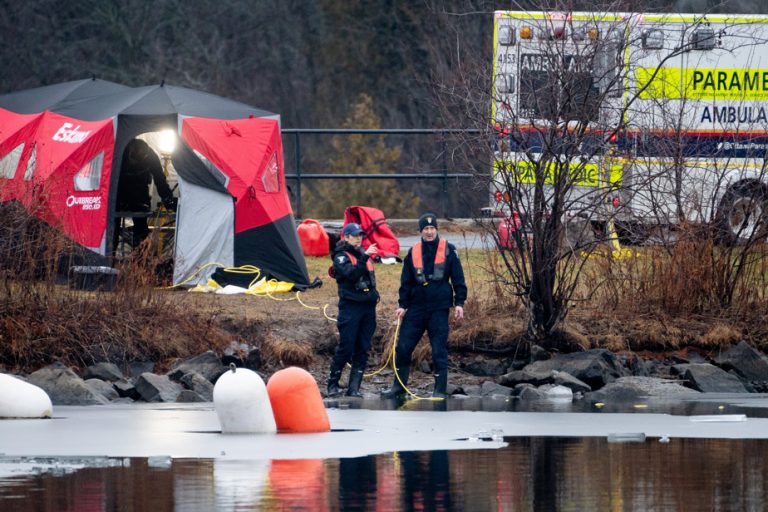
[0,78,309,287]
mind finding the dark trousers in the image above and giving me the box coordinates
[332,299,376,369]
[395,308,449,372]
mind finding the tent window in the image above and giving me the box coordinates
[0,143,24,179]
[23,146,36,181]
[74,151,104,191]
[261,152,280,193]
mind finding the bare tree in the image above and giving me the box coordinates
[437,2,768,346]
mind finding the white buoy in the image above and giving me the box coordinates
[544,384,574,402]
[0,373,53,419]
[213,364,276,434]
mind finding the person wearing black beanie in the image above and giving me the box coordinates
[381,213,467,399]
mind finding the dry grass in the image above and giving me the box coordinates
[2,201,768,375]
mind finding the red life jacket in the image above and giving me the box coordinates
[411,238,447,285]
[343,206,400,258]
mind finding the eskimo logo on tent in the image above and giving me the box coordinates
[66,195,101,210]
[52,123,91,144]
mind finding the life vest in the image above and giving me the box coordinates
[343,206,400,258]
[412,238,447,285]
[329,251,376,290]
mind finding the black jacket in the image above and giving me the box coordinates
[331,240,379,303]
[398,236,467,311]
[116,139,174,212]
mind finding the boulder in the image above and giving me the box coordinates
[179,371,214,401]
[715,341,768,382]
[84,378,119,401]
[673,363,749,393]
[586,376,700,402]
[463,358,508,377]
[168,351,226,384]
[176,390,209,402]
[552,371,591,393]
[523,349,627,389]
[480,381,513,397]
[27,366,108,405]
[498,367,555,387]
[513,383,544,400]
[113,378,140,400]
[135,373,183,402]
[83,363,124,382]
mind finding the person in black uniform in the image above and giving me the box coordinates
[327,222,379,398]
[381,213,467,399]
[115,138,176,248]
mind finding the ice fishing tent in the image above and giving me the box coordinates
[0,79,309,287]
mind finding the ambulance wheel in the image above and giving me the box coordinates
[715,182,768,246]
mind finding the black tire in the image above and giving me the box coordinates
[715,182,768,246]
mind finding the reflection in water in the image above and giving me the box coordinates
[1,438,768,511]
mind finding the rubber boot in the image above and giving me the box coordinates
[346,367,364,398]
[327,364,343,398]
[432,371,448,399]
[381,366,409,399]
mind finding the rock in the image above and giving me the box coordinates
[586,376,700,402]
[245,348,262,371]
[135,373,183,402]
[113,378,140,400]
[463,358,508,377]
[83,363,124,382]
[84,378,119,401]
[715,341,768,382]
[168,351,226,384]
[128,361,155,378]
[481,381,513,397]
[461,384,482,397]
[179,371,214,401]
[674,363,749,393]
[624,355,650,377]
[530,344,550,362]
[498,366,554,387]
[176,390,208,402]
[521,349,627,389]
[27,366,108,405]
[513,384,544,400]
[552,371,591,393]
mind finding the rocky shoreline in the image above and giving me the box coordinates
[9,340,768,407]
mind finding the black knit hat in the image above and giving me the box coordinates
[418,213,438,231]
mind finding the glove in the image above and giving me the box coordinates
[163,197,178,212]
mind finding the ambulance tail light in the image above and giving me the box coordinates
[612,197,620,208]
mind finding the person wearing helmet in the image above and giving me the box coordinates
[327,222,379,398]
[381,213,466,399]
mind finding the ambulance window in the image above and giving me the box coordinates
[23,146,36,181]
[261,151,280,193]
[74,151,104,191]
[0,143,24,179]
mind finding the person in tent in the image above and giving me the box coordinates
[381,213,466,399]
[327,223,379,398]
[115,138,176,249]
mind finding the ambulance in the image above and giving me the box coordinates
[490,11,768,244]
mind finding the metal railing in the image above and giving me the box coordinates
[281,128,482,218]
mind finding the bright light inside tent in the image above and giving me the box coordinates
[158,130,176,154]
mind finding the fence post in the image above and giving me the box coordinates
[294,132,302,219]
[441,136,448,218]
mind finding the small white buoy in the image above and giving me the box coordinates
[544,385,573,402]
[0,373,53,419]
[213,364,276,434]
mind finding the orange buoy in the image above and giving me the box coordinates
[266,367,330,433]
